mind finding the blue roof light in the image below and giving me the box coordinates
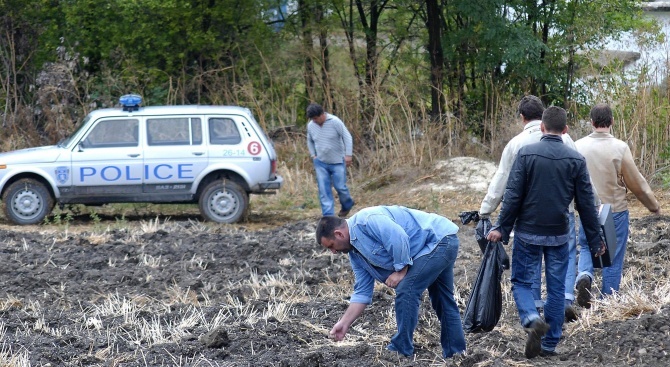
[120,94,142,112]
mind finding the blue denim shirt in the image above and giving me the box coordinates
[515,231,569,246]
[346,206,459,304]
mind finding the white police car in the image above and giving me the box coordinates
[0,95,283,225]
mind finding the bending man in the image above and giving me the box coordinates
[316,205,466,358]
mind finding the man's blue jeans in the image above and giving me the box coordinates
[388,235,466,358]
[313,158,354,216]
[527,213,576,307]
[577,210,629,295]
[564,213,577,303]
[511,237,567,352]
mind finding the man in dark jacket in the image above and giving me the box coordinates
[487,106,604,358]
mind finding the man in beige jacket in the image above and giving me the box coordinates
[574,103,661,307]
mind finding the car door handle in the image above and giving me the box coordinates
[192,152,204,156]
[128,153,140,158]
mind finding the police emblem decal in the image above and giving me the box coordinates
[55,166,69,184]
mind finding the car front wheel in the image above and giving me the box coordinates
[2,178,55,225]
[198,180,248,224]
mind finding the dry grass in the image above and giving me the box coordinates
[0,341,30,367]
[0,95,669,366]
[0,204,669,367]
[573,268,670,328]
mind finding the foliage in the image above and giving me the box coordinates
[0,0,668,178]
[435,0,656,110]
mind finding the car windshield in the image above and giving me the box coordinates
[58,115,92,148]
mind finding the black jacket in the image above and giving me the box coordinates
[498,134,602,253]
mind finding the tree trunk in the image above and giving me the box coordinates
[354,0,387,147]
[334,0,364,115]
[563,3,577,109]
[299,0,316,103]
[315,4,335,112]
[455,15,467,117]
[426,0,445,118]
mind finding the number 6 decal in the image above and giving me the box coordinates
[248,141,262,156]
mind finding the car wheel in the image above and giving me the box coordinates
[198,180,248,224]
[2,178,55,225]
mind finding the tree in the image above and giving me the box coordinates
[426,0,445,117]
[299,0,317,102]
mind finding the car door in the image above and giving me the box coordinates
[207,115,266,186]
[142,117,207,197]
[67,118,143,199]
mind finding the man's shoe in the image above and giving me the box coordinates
[337,209,350,218]
[384,345,411,358]
[576,277,592,309]
[565,304,578,323]
[524,319,550,359]
[540,349,558,357]
[338,203,355,218]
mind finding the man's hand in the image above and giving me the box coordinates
[344,155,353,167]
[385,266,408,288]
[486,229,502,242]
[330,320,349,341]
[329,303,365,342]
[592,241,606,257]
[651,207,661,215]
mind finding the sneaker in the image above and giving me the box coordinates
[338,203,355,218]
[384,344,411,358]
[576,277,592,309]
[564,304,578,323]
[524,319,550,359]
[540,349,558,357]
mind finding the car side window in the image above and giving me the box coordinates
[147,118,191,146]
[209,118,241,145]
[191,118,202,145]
[82,119,139,148]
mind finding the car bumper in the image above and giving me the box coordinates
[256,175,284,191]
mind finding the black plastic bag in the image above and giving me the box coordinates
[463,241,508,333]
[458,211,480,225]
[458,211,509,269]
[458,210,488,253]
[475,217,492,254]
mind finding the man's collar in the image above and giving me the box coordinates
[541,133,563,141]
[590,131,614,138]
[523,120,542,130]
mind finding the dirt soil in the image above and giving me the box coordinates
[1,210,669,366]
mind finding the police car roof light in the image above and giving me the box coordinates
[120,94,142,112]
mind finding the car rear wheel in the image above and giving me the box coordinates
[198,180,248,224]
[2,178,55,225]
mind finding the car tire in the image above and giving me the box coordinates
[198,180,248,224]
[2,178,55,225]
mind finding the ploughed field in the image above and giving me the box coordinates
[0,214,669,366]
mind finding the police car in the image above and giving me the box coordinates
[0,95,283,225]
